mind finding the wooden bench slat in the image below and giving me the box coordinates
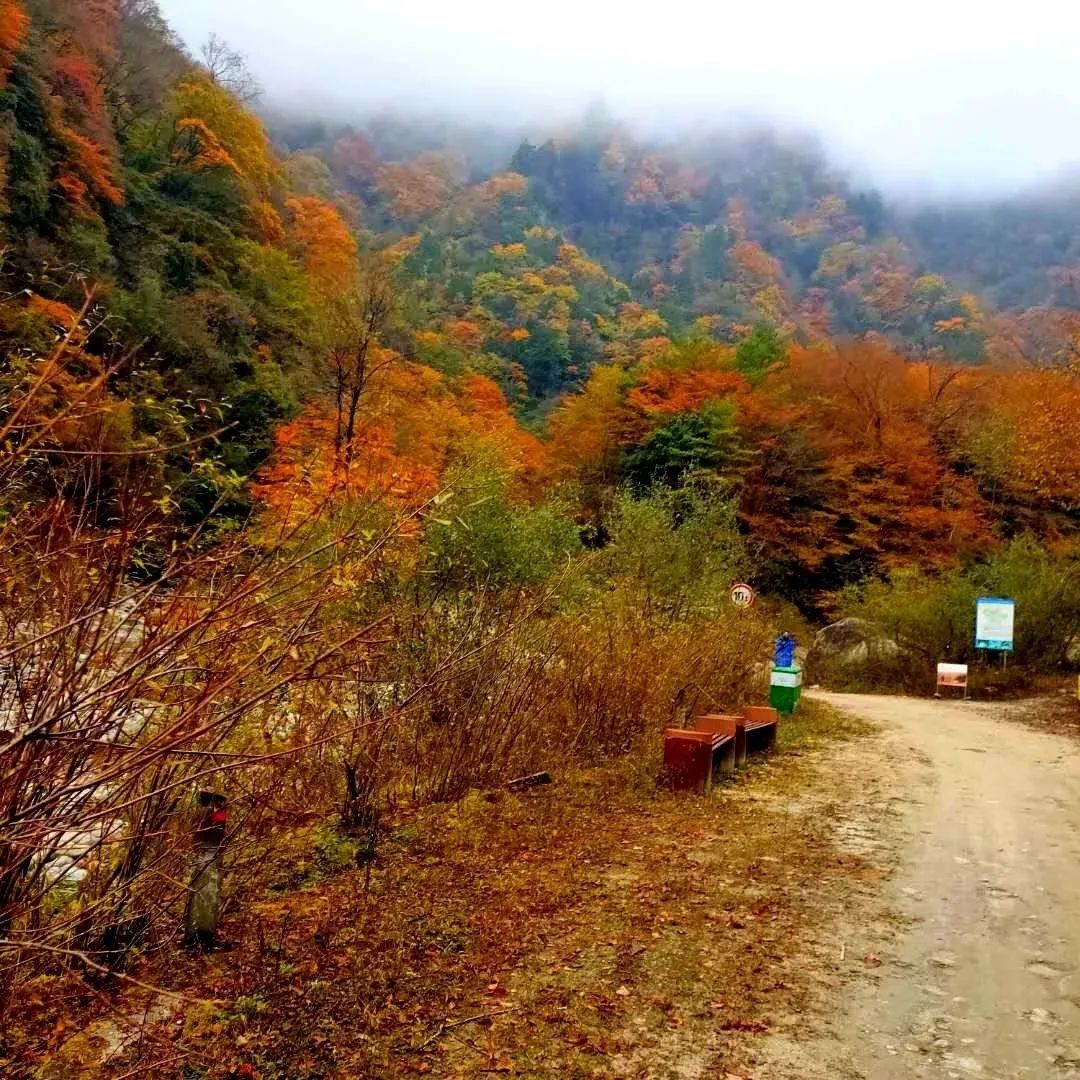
[664,727,733,747]
[690,706,779,768]
[742,705,779,754]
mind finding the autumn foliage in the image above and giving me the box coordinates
[169,73,278,195]
[1,3,1079,1078]
[542,333,1080,607]
[0,0,27,89]
[984,366,1080,510]
[286,195,358,294]
[0,0,1071,610]
[254,364,543,522]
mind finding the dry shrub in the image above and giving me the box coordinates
[0,499,406,1006]
[300,481,776,801]
[0,306,776,1026]
[0,301,437,1011]
[550,599,773,756]
[282,594,569,811]
[393,601,564,803]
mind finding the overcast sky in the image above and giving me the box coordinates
[159,0,1080,198]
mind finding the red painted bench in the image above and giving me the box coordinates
[663,728,736,793]
[742,705,779,755]
[694,706,779,768]
[693,713,748,768]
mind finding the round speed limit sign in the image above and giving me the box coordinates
[729,582,756,609]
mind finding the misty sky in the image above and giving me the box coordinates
[159,0,1080,197]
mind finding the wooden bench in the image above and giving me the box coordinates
[693,713,748,768]
[743,705,779,754]
[663,728,736,793]
[694,706,780,768]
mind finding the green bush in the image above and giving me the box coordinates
[621,402,738,490]
[423,457,582,590]
[734,323,787,381]
[312,824,368,877]
[840,535,1080,674]
[596,481,749,618]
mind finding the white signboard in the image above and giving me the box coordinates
[770,669,803,688]
[975,597,1015,652]
[936,663,968,688]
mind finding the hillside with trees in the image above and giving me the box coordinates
[265,107,1080,607]
[0,2,1078,1076]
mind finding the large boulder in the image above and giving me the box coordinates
[806,617,901,677]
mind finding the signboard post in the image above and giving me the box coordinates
[936,662,969,699]
[975,597,1015,668]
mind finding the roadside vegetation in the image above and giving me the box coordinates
[810,538,1080,693]
[8,700,873,1079]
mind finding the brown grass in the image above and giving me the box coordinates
[5,700,876,1079]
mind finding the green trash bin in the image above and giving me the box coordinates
[769,665,802,715]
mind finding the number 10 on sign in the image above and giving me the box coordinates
[730,583,756,609]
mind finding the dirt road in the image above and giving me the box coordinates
[760,693,1080,1080]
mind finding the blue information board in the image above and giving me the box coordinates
[975,597,1015,652]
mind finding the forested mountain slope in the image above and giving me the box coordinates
[0,0,1076,612]
[275,112,1080,383]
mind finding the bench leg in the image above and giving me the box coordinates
[716,740,736,778]
[735,727,748,768]
[694,742,714,793]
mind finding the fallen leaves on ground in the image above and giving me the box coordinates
[7,705,886,1078]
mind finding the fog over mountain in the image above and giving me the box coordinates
[158,0,1080,198]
